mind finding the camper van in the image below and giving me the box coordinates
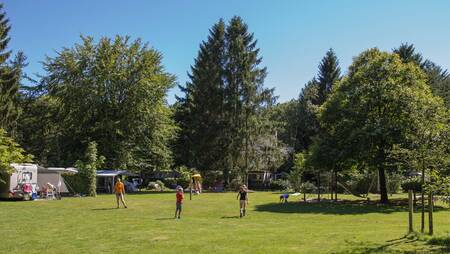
[0,164,38,200]
[0,164,77,200]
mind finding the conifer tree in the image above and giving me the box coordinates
[0,4,20,134]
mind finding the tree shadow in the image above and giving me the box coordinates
[91,208,118,211]
[155,217,176,220]
[334,237,419,254]
[254,199,448,215]
[220,216,240,219]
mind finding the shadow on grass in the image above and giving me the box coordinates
[427,236,450,253]
[91,208,118,211]
[220,216,240,219]
[339,235,450,254]
[254,199,448,215]
[334,237,422,254]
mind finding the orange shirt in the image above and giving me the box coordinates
[115,182,124,194]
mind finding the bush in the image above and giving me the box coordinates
[63,173,88,194]
[300,181,317,193]
[269,179,290,191]
[228,178,242,191]
[387,173,403,194]
[147,181,165,191]
[162,178,177,189]
[401,177,422,192]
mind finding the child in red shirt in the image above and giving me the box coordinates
[175,186,184,219]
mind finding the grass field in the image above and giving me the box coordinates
[1,192,449,254]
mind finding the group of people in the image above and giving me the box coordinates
[112,178,250,219]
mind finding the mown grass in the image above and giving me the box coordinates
[0,192,449,254]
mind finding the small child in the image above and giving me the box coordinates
[279,193,289,203]
[174,186,184,219]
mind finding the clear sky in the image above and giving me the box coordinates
[4,0,450,104]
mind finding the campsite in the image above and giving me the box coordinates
[0,1,449,253]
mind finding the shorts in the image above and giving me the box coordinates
[176,202,182,210]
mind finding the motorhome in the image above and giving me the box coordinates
[0,164,77,200]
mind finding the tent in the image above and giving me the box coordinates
[96,170,139,193]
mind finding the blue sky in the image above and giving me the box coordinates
[4,0,450,104]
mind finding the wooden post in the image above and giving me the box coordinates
[408,189,414,233]
[429,193,434,235]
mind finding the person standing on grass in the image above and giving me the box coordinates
[114,178,128,208]
[237,185,248,218]
[175,186,184,219]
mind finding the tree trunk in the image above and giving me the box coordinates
[317,171,321,202]
[334,171,338,201]
[429,193,434,235]
[378,168,388,204]
[408,190,414,233]
[421,167,425,233]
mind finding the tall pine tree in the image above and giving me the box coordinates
[0,4,20,135]
[176,17,274,185]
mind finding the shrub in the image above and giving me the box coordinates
[269,179,290,191]
[162,177,177,189]
[229,179,242,191]
[147,181,164,191]
[387,173,403,194]
[299,181,317,193]
[401,177,422,192]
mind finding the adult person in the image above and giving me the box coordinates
[236,185,249,218]
[114,178,128,208]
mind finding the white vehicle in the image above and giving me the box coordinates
[0,164,38,200]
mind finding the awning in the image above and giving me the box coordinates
[96,170,138,177]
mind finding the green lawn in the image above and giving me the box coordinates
[1,192,449,254]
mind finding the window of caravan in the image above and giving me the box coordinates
[22,172,32,182]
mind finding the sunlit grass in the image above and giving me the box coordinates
[1,192,449,254]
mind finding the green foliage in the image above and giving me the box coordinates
[386,173,403,194]
[174,166,194,188]
[22,35,177,173]
[0,128,31,183]
[401,177,422,192]
[269,179,290,191]
[288,152,308,191]
[0,4,22,135]
[147,180,166,191]
[318,48,444,203]
[75,142,104,197]
[394,43,450,107]
[299,181,317,193]
[175,17,276,184]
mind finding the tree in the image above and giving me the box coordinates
[39,36,176,173]
[294,80,319,152]
[76,141,104,197]
[320,48,440,204]
[0,4,21,135]
[223,16,275,183]
[174,20,226,172]
[0,128,32,184]
[394,43,450,107]
[176,17,275,185]
[317,48,341,105]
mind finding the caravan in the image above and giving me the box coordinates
[0,164,77,200]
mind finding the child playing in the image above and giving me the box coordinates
[236,185,248,218]
[279,193,289,203]
[174,186,184,219]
